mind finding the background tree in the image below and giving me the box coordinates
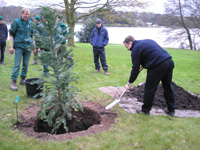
[163,0,200,50]
[0,6,25,22]
[61,0,147,46]
[20,0,147,47]
[76,18,96,43]
[0,0,6,7]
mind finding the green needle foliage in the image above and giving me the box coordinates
[76,18,96,43]
[31,7,83,134]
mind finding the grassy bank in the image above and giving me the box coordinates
[0,42,199,150]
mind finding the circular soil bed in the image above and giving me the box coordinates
[16,101,117,141]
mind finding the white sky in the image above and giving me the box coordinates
[146,0,168,14]
[5,0,168,14]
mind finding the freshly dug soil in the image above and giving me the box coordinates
[16,101,117,141]
[125,82,200,110]
[34,107,101,134]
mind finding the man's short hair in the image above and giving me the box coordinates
[123,35,135,44]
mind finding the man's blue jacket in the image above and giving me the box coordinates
[90,25,109,48]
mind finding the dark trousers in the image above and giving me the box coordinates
[0,40,6,62]
[93,47,108,71]
[142,59,175,112]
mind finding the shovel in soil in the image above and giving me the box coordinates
[105,89,126,110]
[105,66,143,110]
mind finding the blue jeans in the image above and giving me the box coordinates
[0,40,6,62]
[11,47,32,81]
[142,59,175,112]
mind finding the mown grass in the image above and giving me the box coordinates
[0,42,200,150]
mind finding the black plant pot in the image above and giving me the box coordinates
[24,78,43,99]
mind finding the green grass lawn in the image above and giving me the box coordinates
[0,42,200,150]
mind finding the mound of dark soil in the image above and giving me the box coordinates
[125,82,200,110]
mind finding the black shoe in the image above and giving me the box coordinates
[164,109,175,116]
[136,109,150,115]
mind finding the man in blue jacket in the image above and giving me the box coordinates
[123,35,175,116]
[9,8,33,91]
[0,16,8,65]
[90,19,109,75]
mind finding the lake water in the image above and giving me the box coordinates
[74,25,180,48]
[7,24,185,49]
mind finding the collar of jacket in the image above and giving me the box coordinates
[130,40,137,51]
[96,25,103,30]
[20,16,29,23]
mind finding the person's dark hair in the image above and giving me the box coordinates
[123,35,135,44]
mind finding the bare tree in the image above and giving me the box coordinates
[164,0,200,50]
[21,0,147,46]
[0,0,7,7]
[64,0,147,46]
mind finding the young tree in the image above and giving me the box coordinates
[32,7,83,134]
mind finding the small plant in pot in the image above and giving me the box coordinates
[31,7,83,134]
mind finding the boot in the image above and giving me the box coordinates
[20,76,26,85]
[93,70,100,73]
[10,80,18,91]
[104,70,110,75]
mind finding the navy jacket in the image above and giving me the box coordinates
[0,23,8,40]
[129,39,172,83]
[90,25,109,48]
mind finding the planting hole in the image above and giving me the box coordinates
[34,107,101,134]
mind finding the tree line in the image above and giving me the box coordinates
[2,5,199,28]
[1,0,200,50]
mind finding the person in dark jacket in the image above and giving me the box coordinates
[123,35,175,116]
[90,19,109,75]
[9,8,34,91]
[0,16,8,65]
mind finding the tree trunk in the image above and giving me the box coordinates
[68,27,75,47]
[178,0,193,50]
[185,28,193,50]
[64,0,76,47]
